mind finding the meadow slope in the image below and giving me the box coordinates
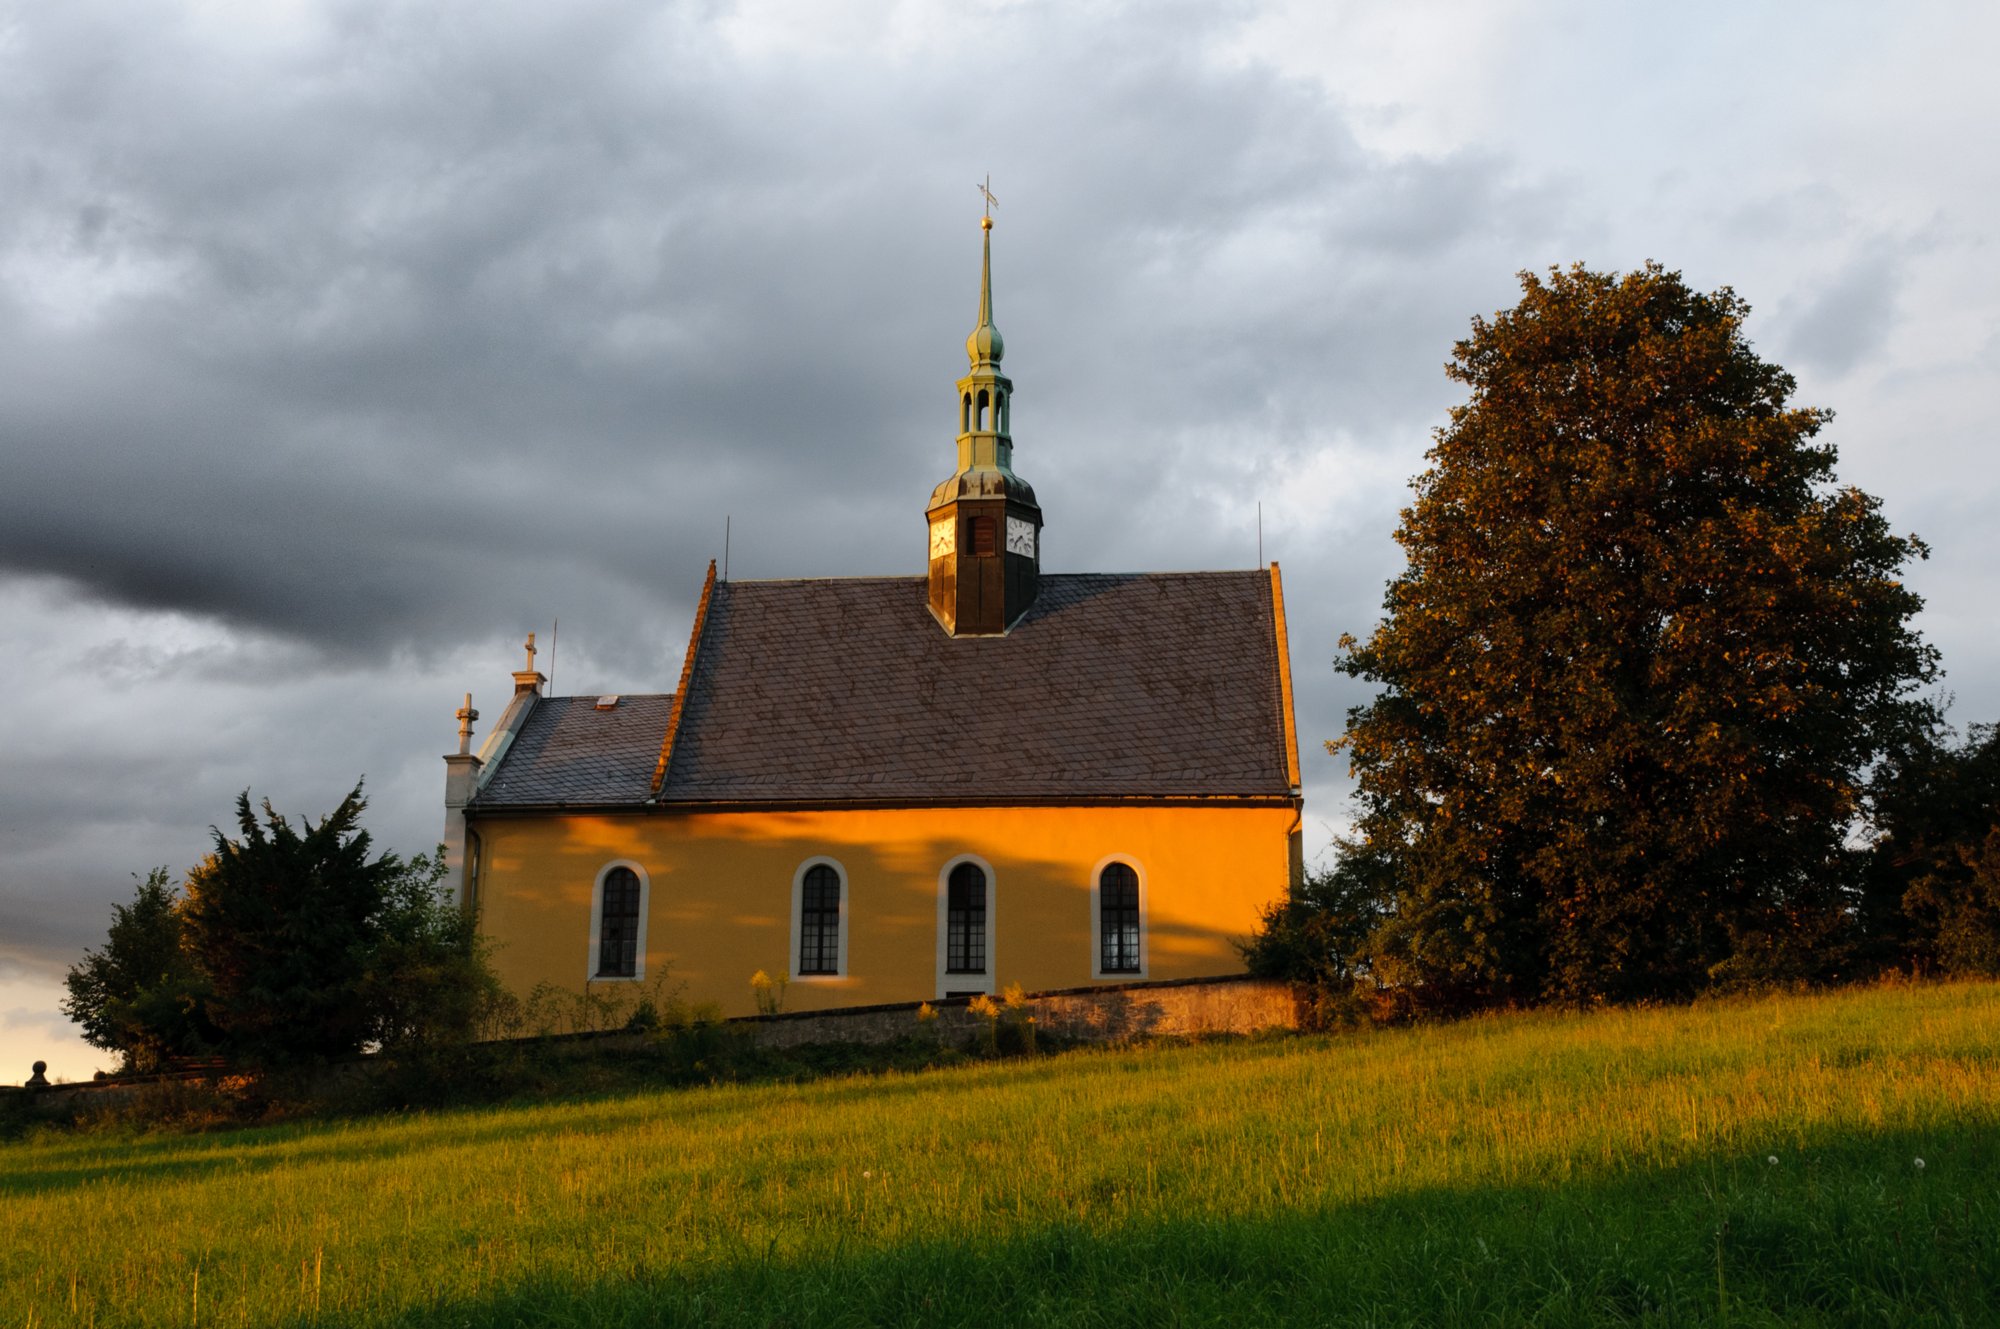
[5,981,1998,1327]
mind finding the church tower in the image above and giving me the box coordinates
[926,212,1043,636]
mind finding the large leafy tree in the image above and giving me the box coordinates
[1337,263,1937,1006]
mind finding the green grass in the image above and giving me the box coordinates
[5,981,1998,1327]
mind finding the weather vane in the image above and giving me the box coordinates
[977,174,998,222]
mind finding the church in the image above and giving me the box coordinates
[441,214,1304,1018]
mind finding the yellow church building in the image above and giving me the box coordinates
[441,216,1304,1019]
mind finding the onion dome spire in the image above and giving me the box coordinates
[925,184,1043,637]
[965,214,1004,368]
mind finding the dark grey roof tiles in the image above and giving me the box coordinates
[471,572,1293,809]
[659,572,1291,802]
[472,693,674,807]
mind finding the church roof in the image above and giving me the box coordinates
[473,692,675,807]
[471,570,1297,809]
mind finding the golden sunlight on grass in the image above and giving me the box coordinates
[4,980,1996,1326]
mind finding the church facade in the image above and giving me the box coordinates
[442,217,1304,1018]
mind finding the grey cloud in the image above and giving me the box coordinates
[0,0,1556,664]
[1781,250,1903,378]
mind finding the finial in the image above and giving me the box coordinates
[512,632,547,696]
[978,174,998,222]
[455,692,479,755]
[966,184,1004,367]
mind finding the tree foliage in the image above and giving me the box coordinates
[1240,855,1394,1026]
[182,786,408,1063]
[60,869,218,1072]
[1242,862,1381,986]
[1333,263,1937,1007]
[1862,721,2000,976]
[65,783,501,1069]
[359,850,509,1052]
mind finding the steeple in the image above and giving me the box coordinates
[926,196,1043,636]
[966,215,1004,369]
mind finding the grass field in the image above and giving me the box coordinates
[4,980,1997,1327]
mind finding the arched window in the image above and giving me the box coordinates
[970,516,997,556]
[976,388,990,430]
[593,864,645,979]
[1098,862,1141,975]
[961,392,971,432]
[795,860,845,977]
[946,862,988,975]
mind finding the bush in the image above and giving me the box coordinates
[1241,859,1386,1026]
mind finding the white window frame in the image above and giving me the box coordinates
[587,859,651,983]
[935,853,997,998]
[789,855,850,982]
[1090,854,1149,980]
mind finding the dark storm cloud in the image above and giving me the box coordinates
[0,0,1549,672]
[0,1,1587,1002]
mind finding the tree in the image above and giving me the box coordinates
[1862,721,2000,975]
[358,849,509,1052]
[64,783,504,1069]
[178,782,494,1064]
[61,869,218,1072]
[1333,263,1937,1007]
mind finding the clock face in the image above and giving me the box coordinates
[1005,516,1036,557]
[929,518,955,559]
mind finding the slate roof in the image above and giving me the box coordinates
[471,571,1295,809]
[473,693,675,807]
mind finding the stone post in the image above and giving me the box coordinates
[443,693,482,910]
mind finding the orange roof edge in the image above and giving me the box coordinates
[1268,561,1302,792]
[649,560,718,798]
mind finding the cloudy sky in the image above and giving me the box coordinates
[5,0,1995,1080]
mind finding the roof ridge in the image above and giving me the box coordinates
[721,569,1265,589]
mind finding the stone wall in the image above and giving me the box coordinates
[2,1070,218,1120]
[737,975,1298,1049]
